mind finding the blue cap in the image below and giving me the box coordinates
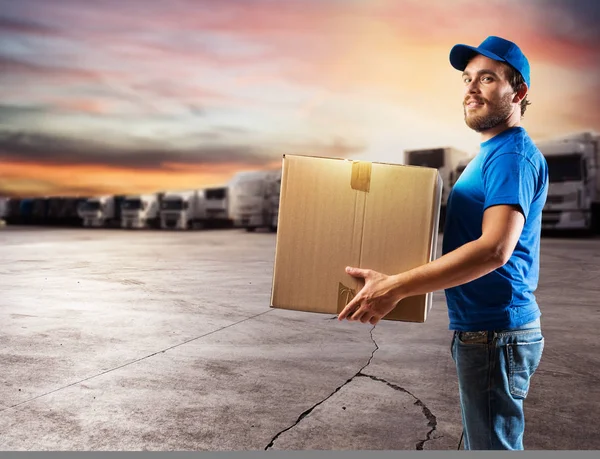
[449,36,530,89]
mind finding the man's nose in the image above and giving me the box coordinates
[466,79,480,94]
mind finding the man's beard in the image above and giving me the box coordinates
[463,92,513,132]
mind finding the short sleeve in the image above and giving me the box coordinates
[482,153,538,220]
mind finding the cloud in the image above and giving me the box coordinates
[53,99,112,114]
[530,0,600,45]
[0,15,59,36]
[0,56,108,82]
[0,130,275,171]
[0,177,108,198]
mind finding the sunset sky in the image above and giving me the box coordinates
[1,0,599,197]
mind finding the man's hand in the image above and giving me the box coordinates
[337,267,404,325]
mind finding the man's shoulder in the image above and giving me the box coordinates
[485,128,545,169]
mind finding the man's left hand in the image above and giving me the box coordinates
[337,266,404,325]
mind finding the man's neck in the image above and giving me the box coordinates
[480,108,522,142]
[480,120,521,143]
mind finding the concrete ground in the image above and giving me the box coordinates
[0,226,598,451]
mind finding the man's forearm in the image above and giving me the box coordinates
[391,238,505,300]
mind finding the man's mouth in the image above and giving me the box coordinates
[465,99,484,109]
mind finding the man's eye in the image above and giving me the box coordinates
[463,78,471,84]
[482,76,493,82]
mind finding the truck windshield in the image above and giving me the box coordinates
[205,188,227,200]
[82,201,101,212]
[406,149,445,168]
[122,199,142,210]
[546,154,582,183]
[162,199,186,210]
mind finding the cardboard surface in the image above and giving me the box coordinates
[271,154,442,322]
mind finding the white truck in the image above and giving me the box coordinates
[0,197,7,225]
[537,131,600,233]
[121,193,162,229]
[404,147,471,230]
[264,169,282,231]
[203,186,233,228]
[228,169,281,232]
[160,190,206,230]
[79,195,124,228]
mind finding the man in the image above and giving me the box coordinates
[337,36,548,450]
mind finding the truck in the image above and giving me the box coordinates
[46,197,85,227]
[79,195,125,228]
[31,198,49,226]
[203,186,233,228]
[121,193,162,229]
[264,169,282,231]
[4,198,21,225]
[46,197,64,225]
[0,197,7,223]
[19,198,34,225]
[0,197,8,219]
[160,190,206,230]
[536,131,600,233]
[404,147,472,230]
[228,169,281,232]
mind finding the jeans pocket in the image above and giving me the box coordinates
[507,336,544,399]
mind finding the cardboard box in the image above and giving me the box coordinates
[270,154,442,322]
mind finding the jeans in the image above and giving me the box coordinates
[451,318,544,450]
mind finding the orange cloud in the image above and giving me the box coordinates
[53,99,112,114]
[0,160,281,198]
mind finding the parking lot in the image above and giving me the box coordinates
[0,227,599,450]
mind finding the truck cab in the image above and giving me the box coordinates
[538,132,599,232]
[160,190,205,230]
[0,197,7,223]
[80,195,124,228]
[264,169,282,232]
[228,169,281,232]
[31,198,49,226]
[121,194,161,229]
[203,186,232,228]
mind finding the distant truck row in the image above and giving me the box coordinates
[1,169,282,232]
[2,133,598,234]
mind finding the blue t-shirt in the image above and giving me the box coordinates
[442,127,548,331]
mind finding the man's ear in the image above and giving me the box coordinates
[513,83,528,103]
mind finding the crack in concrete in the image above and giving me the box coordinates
[355,374,437,450]
[1,309,275,413]
[265,325,438,451]
[264,325,379,450]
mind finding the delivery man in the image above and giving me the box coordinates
[338,36,548,450]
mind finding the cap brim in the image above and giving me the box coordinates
[449,44,507,71]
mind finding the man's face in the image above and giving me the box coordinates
[462,54,517,132]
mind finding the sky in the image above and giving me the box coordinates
[0,0,599,197]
